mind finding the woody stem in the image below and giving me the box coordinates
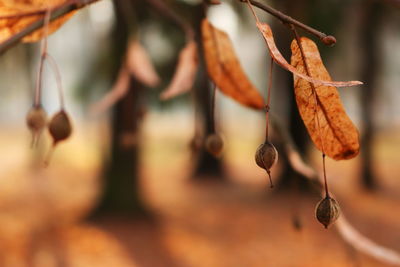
[239,0,336,45]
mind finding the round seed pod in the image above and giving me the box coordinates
[255,141,278,171]
[315,196,340,229]
[48,110,72,144]
[26,106,47,133]
[205,133,223,157]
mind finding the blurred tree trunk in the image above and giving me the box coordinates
[91,0,147,216]
[359,0,383,190]
[192,4,224,179]
[94,78,147,215]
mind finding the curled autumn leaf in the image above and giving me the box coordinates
[126,40,160,88]
[290,37,360,160]
[160,40,198,100]
[256,22,362,88]
[0,0,75,43]
[89,66,130,116]
[202,19,264,110]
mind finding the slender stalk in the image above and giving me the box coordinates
[45,52,65,109]
[33,9,51,107]
[210,83,217,133]
[265,57,273,140]
[239,0,336,46]
[245,0,260,24]
[34,52,45,107]
[322,153,329,197]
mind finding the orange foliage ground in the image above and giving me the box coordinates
[0,118,399,267]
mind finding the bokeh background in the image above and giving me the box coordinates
[0,0,399,266]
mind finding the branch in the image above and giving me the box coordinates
[0,0,100,55]
[146,0,195,42]
[239,0,336,46]
[270,116,400,266]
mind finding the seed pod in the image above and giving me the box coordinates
[26,106,47,132]
[44,110,73,167]
[315,196,340,229]
[26,106,47,147]
[48,110,72,144]
[255,141,278,188]
[255,141,278,171]
[205,133,223,157]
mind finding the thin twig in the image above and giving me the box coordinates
[146,0,195,41]
[0,0,100,55]
[239,0,336,46]
[270,116,400,266]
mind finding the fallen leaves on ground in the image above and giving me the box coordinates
[290,37,360,160]
[202,19,264,110]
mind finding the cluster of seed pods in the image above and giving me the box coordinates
[26,9,72,166]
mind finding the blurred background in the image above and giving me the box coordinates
[0,0,399,266]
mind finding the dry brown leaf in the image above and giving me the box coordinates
[201,19,264,110]
[89,66,130,116]
[1,0,58,8]
[0,1,76,43]
[160,41,198,100]
[126,40,160,88]
[291,37,359,160]
[256,22,362,88]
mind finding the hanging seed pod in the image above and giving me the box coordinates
[255,141,278,170]
[315,195,340,229]
[255,141,278,188]
[44,110,72,167]
[26,105,47,147]
[48,110,72,144]
[205,133,223,157]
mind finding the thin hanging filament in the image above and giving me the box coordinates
[34,9,51,107]
[45,53,65,109]
[265,57,273,139]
